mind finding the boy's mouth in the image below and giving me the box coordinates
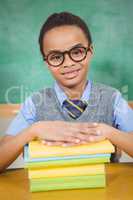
[61,68,81,79]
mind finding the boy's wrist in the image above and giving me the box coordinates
[106,128,122,142]
[27,125,38,141]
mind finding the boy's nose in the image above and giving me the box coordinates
[63,53,75,68]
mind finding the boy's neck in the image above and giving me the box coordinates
[60,79,87,100]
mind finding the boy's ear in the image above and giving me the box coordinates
[87,45,93,60]
[89,45,93,55]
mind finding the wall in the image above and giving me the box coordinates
[0,0,133,103]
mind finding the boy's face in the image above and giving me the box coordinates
[42,25,93,88]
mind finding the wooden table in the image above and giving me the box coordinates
[0,163,133,200]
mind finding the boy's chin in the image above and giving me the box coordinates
[59,78,83,89]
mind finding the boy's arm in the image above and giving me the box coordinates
[107,92,133,158]
[0,127,35,173]
[0,97,36,172]
[0,121,99,172]
[107,129,133,158]
[85,123,133,158]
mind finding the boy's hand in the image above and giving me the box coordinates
[29,121,98,144]
[41,139,88,147]
[41,123,114,146]
[84,123,120,142]
[42,123,120,146]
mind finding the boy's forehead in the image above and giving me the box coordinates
[43,25,88,53]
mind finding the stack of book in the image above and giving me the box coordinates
[24,139,115,192]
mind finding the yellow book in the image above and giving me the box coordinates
[28,164,105,179]
[29,139,114,158]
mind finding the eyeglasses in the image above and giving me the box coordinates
[43,45,91,67]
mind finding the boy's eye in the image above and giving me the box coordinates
[49,54,62,61]
[71,47,85,57]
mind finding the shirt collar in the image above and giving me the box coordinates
[54,80,92,107]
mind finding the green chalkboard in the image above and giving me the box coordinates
[0,0,133,103]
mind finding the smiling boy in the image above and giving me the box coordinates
[0,12,133,172]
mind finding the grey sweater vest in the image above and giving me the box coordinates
[32,82,120,162]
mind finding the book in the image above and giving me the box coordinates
[29,139,115,159]
[24,145,111,169]
[30,174,106,192]
[28,164,105,179]
[25,156,110,169]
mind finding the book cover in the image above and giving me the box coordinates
[29,140,114,158]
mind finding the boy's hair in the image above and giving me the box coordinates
[39,12,92,57]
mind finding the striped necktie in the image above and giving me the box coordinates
[63,99,87,119]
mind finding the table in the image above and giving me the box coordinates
[0,163,133,200]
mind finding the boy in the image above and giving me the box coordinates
[0,12,133,172]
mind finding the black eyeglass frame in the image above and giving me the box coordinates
[43,45,91,67]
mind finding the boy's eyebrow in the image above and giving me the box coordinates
[47,43,84,54]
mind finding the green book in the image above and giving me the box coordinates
[25,156,110,169]
[30,174,106,192]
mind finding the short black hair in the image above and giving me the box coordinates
[39,12,92,57]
